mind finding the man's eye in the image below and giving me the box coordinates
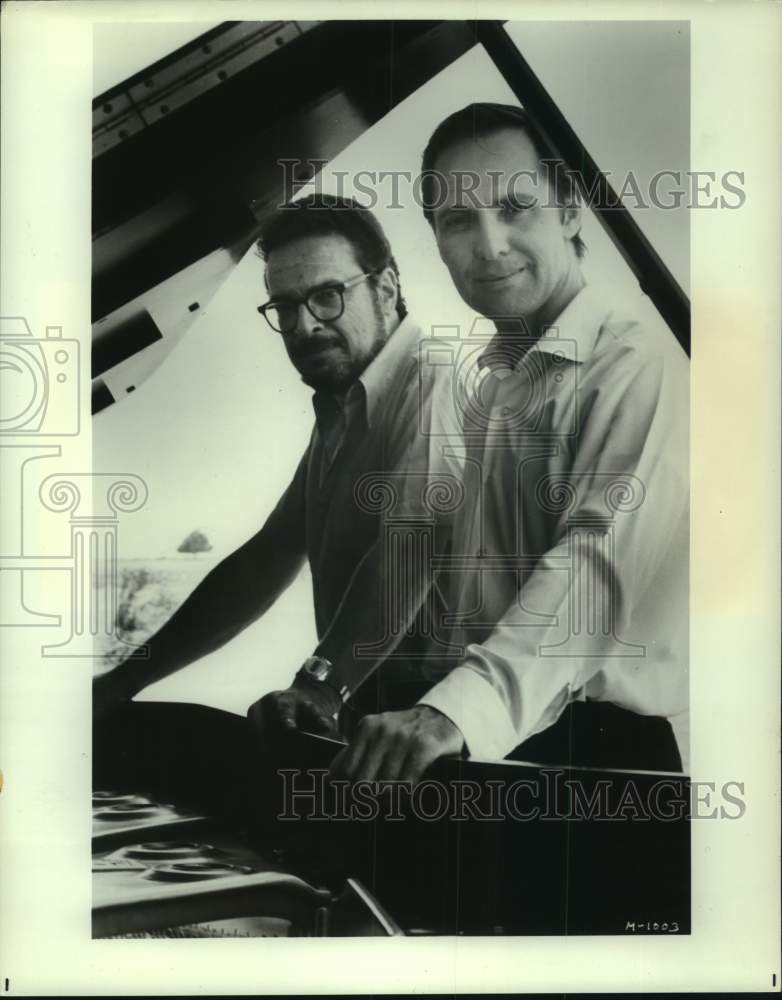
[504,198,537,215]
[311,287,342,308]
[442,211,471,229]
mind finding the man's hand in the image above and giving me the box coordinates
[93,667,136,721]
[247,680,341,744]
[329,705,464,784]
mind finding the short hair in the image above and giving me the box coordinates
[256,193,407,321]
[421,102,586,258]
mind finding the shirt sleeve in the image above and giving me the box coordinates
[238,446,309,606]
[419,336,689,760]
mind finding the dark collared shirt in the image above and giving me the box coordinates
[256,315,463,694]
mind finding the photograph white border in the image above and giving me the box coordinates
[0,1,779,993]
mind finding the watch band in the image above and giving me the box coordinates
[296,656,350,704]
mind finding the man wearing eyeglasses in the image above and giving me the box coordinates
[93,194,465,771]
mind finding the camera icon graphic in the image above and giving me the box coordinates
[419,316,579,440]
[0,316,80,436]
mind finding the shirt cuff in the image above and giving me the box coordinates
[417,666,519,761]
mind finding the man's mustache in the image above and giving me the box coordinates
[290,335,343,359]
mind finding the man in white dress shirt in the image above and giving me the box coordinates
[331,103,688,781]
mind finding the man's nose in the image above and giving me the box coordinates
[291,303,324,339]
[473,212,511,261]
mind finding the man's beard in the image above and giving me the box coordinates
[298,351,375,394]
[296,302,388,394]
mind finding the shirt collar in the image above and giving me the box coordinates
[311,314,421,431]
[360,314,421,428]
[478,284,607,371]
[311,390,346,436]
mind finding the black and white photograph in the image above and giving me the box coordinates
[1,2,780,994]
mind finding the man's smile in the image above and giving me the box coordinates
[473,266,527,284]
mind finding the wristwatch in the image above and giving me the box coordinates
[295,656,350,704]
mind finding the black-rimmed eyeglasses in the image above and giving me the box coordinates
[257,271,377,335]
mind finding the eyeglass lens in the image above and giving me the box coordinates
[269,286,344,333]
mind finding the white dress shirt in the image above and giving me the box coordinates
[418,285,690,771]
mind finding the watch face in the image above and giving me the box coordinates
[303,657,330,682]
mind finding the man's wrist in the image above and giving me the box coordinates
[292,670,343,710]
[417,705,466,754]
[295,656,350,704]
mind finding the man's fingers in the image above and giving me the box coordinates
[272,694,300,733]
[329,741,364,780]
[249,687,342,744]
[332,718,404,782]
[330,708,465,783]
[248,691,297,740]
[298,700,337,735]
[347,728,390,783]
[329,724,372,779]
[398,738,439,785]
[375,737,411,782]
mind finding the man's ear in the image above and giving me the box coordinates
[561,203,582,244]
[376,265,399,319]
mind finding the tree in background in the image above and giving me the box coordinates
[177,529,213,557]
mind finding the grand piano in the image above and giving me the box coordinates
[93,701,690,938]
